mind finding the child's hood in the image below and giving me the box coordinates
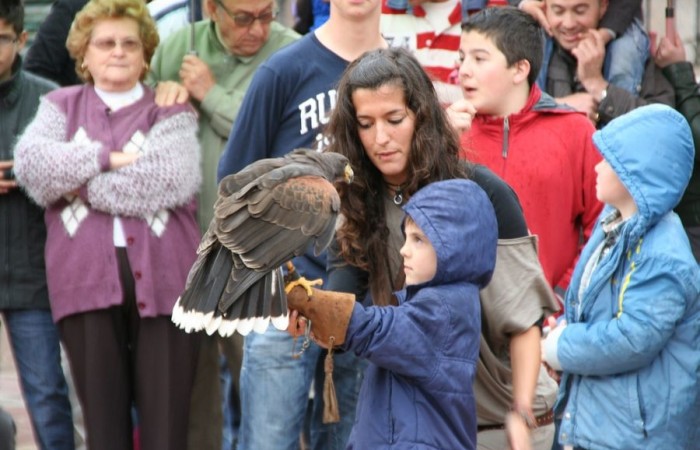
[402,179,497,288]
[592,104,694,229]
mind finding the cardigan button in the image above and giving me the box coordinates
[137,302,146,310]
[134,271,142,280]
[127,237,135,245]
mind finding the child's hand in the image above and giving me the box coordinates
[519,0,551,35]
[556,93,598,122]
[446,99,477,134]
[541,318,566,381]
[286,309,308,338]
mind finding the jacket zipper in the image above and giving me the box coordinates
[2,200,8,305]
[501,116,510,159]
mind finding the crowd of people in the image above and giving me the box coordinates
[1,0,698,449]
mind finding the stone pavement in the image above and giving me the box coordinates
[0,319,38,450]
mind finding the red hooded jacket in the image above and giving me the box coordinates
[461,85,602,293]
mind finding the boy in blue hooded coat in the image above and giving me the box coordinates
[541,104,700,450]
[287,178,498,449]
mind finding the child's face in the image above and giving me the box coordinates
[400,219,437,286]
[458,31,522,117]
[594,159,635,215]
[545,0,607,52]
[0,20,25,82]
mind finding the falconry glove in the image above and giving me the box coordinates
[285,276,356,424]
[285,283,355,348]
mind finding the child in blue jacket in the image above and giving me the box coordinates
[287,178,498,449]
[542,104,700,449]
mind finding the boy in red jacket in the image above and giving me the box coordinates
[449,6,602,301]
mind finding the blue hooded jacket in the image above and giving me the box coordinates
[554,104,700,449]
[343,179,497,449]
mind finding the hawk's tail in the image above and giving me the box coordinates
[172,241,231,333]
[215,267,288,337]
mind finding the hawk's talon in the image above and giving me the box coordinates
[284,276,323,296]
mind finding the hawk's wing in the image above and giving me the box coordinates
[216,175,341,267]
[172,170,341,337]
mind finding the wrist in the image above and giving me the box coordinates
[509,404,536,429]
[600,27,616,43]
[586,80,608,103]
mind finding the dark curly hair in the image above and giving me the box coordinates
[325,48,469,306]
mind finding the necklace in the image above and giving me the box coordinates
[386,182,405,206]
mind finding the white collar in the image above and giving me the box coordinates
[94,83,144,112]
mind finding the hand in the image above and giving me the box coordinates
[285,284,355,347]
[519,0,550,35]
[0,160,17,195]
[654,31,686,68]
[556,93,598,122]
[505,411,532,450]
[541,317,566,381]
[447,99,477,133]
[155,80,190,106]
[179,54,216,102]
[572,29,608,97]
[287,309,308,338]
[109,152,140,170]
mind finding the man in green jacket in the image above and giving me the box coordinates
[150,0,298,231]
[148,2,298,448]
[654,30,700,262]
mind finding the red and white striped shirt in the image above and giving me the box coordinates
[381,0,462,84]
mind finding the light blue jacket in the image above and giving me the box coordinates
[554,104,700,449]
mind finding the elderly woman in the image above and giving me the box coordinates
[13,0,201,449]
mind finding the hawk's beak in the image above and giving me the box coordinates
[344,164,354,184]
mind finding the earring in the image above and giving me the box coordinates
[80,61,87,70]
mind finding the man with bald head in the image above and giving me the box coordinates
[151,0,298,231]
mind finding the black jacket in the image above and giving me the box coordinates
[23,0,88,86]
[663,61,700,227]
[0,58,57,310]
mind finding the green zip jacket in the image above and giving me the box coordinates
[148,20,299,232]
[662,61,700,227]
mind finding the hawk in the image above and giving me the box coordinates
[172,149,353,337]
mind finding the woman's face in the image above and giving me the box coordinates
[83,18,145,92]
[353,84,416,186]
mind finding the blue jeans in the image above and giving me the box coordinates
[238,327,365,450]
[2,309,74,450]
[603,18,649,95]
[537,18,649,97]
[221,354,239,450]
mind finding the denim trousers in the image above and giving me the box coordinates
[2,309,74,450]
[604,18,649,95]
[238,327,365,450]
[537,18,649,97]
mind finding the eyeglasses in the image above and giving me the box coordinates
[89,38,143,53]
[0,35,18,47]
[215,0,277,27]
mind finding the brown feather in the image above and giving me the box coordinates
[172,149,352,336]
